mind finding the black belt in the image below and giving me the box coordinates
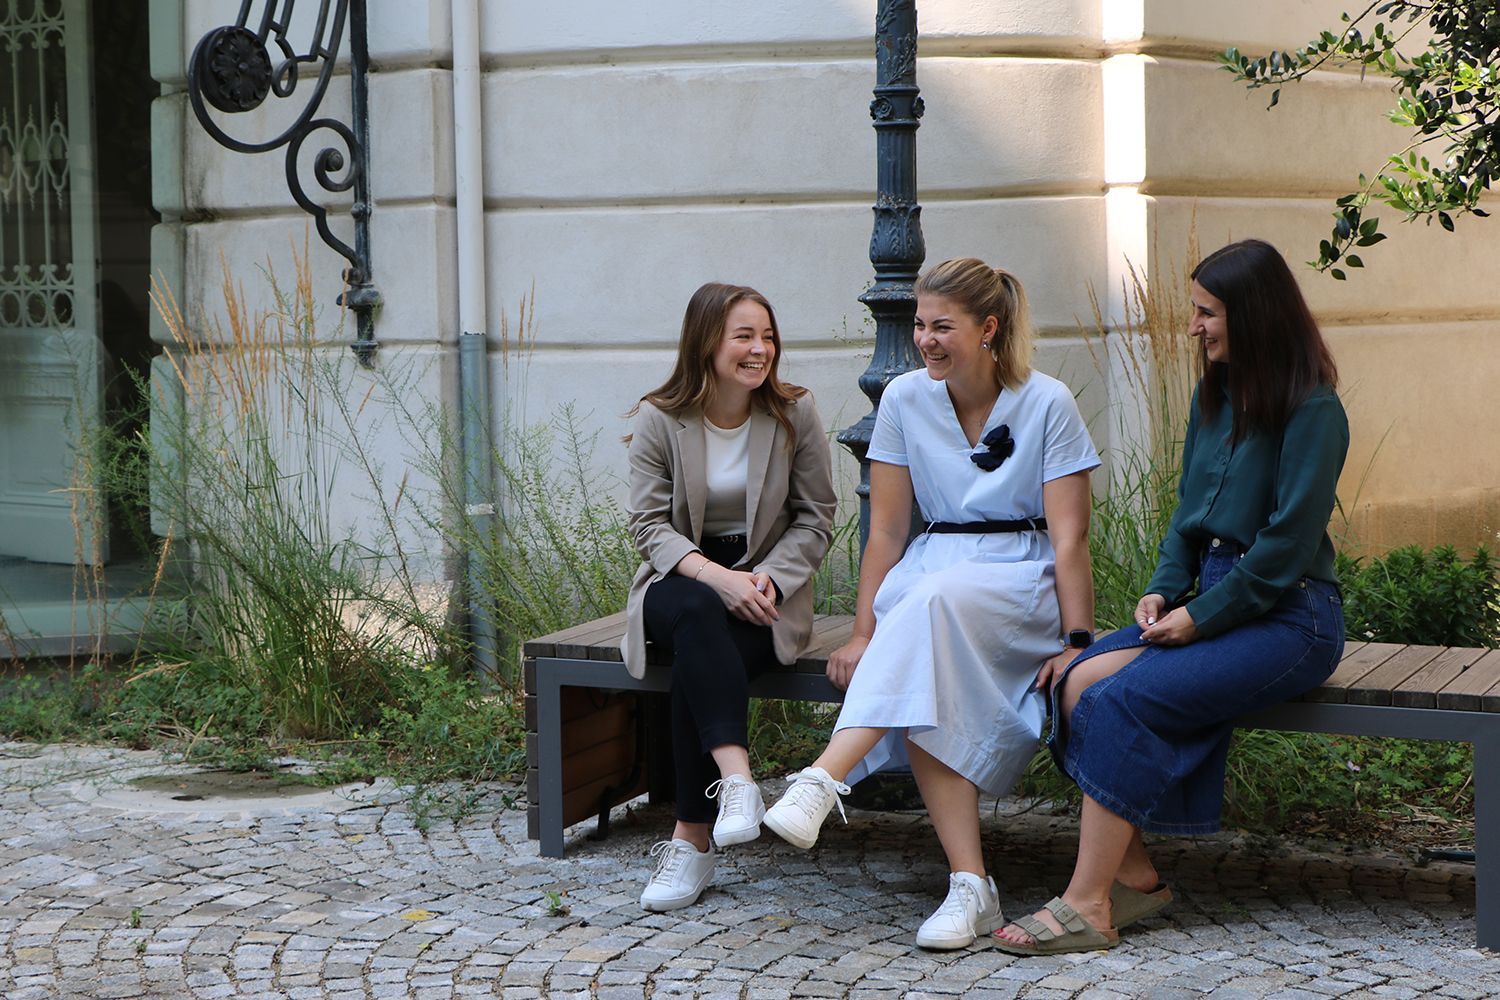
[706,534,747,547]
[925,517,1046,534]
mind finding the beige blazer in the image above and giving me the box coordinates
[621,393,837,679]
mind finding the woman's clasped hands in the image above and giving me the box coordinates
[1134,593,1198,645]
[701,564,780,626]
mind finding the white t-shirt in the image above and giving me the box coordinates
[702,417,750,536]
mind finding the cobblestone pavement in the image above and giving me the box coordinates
[1,742,1494,999]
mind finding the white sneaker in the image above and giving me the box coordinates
[639,839,715,912]
[707,774,764,847]
[915,871,1004,950]
[762,766,850,850]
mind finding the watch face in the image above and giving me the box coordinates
[1067,630,1094,648]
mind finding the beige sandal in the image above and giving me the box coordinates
[992,896,1120,956]
[1110,881,1172,929]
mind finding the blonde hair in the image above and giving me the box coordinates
[914,257,1033,390]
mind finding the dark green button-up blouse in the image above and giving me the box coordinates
[1145,382,1349,638]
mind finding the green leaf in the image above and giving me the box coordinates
[1346,255,1364,267]
[1439,211,1455,231]
[1331,268,1347,280]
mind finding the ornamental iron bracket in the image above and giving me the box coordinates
[186,0,379,366]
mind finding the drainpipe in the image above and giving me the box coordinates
[452,0,499,678]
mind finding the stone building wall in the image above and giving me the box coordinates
[150,0,1500,561]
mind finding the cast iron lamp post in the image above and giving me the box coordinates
[839,0,926,544]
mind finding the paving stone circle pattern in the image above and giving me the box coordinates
[1,743,1496,999]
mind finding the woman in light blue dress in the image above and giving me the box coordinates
[762,258,1100,950]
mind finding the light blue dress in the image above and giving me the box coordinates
[837,368,1101,795]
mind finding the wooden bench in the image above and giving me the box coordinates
[523,614,1500,948]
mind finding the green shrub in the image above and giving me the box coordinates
[1338,544,1500,648]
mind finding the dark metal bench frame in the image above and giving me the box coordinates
[529,646,1499,949]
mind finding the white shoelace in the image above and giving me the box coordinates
[781,769,851,824]
[646,840,690,885]
[932,876,978,920]
[706,776,757,822]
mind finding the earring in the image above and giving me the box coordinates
[981,341,990,350]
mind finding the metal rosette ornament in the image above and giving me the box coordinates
[186,1,379,366]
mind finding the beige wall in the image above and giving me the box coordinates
[1117,5,1500,554]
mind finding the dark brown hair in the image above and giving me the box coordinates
[632,282,806,446]
[1192,239,1338,438]
[914,258,1034,390]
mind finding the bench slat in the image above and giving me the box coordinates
[1345,644,1445,706]
[1482,665,1500,713]
[558,615,632,660]
[1299,642,1402,703]
[589,622,629,662]
[523,611,628,657]
[1437,648,1500,712]
[1392,645,1491,708]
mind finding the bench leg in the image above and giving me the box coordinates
[536,674,566,858]
[1477,732,1500,950]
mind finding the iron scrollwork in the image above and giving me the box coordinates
[186,0,379,366]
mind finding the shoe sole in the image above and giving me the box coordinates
[712,822,762,848]
[639,877,712,912]
[916,912,1004,950]
[762,810,818,850]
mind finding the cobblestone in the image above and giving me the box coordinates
[0,742,1493,998]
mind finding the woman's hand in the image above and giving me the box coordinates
[1033,649,1076,692]
[1140,605,1198,645]
[702,564,780,627]
[1134,593,1167,631]
[749,571,778,605]
[826,634,870,691]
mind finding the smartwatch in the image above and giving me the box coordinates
[1064,629,1095,650]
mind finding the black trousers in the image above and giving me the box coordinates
[642,537,777,824]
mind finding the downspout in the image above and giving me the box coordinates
[452,0,499,678]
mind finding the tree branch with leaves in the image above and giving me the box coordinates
[1222,1,1498,278]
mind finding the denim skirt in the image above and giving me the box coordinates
[1048,544,1344,835]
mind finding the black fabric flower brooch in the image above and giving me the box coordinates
[971,424,1015,472]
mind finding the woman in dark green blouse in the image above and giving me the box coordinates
[996,239,1349,955]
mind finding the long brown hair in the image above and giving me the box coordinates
[913,258,1033,390]
[632,282,807,446]
[1192,239,1338,439]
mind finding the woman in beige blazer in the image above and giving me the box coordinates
[625,282,835,913]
